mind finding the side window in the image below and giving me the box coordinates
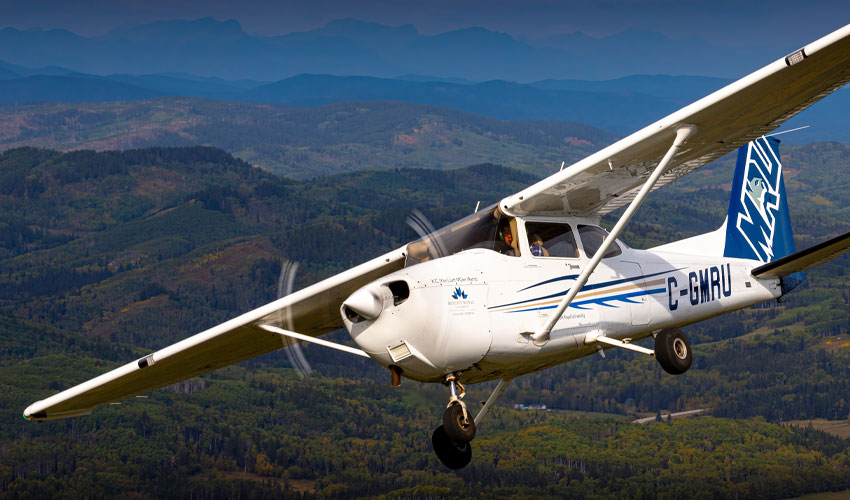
[578,225,622,259]
[524,222,579,258]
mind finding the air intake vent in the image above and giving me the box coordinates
[387,341,412,362]
[387,281,410,306]
[343,305,364,323]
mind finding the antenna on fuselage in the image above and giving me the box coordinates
[474,201,480,213]
[560,161,565,171]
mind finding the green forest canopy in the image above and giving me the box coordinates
[1,145,850,498]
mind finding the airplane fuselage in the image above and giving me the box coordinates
[342,218,780,385]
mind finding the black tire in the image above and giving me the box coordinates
[432,425,472,469]
[655,328,692,375]
[442,403,476,442]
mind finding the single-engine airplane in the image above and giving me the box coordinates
[24,23,850,469]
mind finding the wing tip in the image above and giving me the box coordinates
[22,403,45,421]
[22,402,93,422]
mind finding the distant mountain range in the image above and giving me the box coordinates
[0,17,845,144]
[0,63,724,135]
[0,63,846,143]
[0,17,777,82]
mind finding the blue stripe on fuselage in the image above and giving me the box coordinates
[489,269,681,310]
[517,274,579,292]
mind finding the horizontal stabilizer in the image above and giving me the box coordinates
[751,231,850,278]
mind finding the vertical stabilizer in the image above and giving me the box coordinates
[723,136,795,263]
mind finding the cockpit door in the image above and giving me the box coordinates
[620,261,650,325]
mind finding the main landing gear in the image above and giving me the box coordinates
[654,328,692,375]
[432,375,475,469]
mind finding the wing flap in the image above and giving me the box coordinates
[503,24,850,217]
[24,247,407,420]
[751,231,850,279]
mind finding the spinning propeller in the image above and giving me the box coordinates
[274,260,312,378]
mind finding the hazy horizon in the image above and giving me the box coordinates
[2,0,849,51]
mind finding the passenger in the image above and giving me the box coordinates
[529,234,548,256]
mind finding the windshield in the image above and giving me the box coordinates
[405,204,515,266]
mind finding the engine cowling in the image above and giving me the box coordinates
[340,254,491,383]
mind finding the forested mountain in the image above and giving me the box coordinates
[2,145,850,497]
[0,98,614,178]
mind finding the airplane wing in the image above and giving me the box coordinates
[24,248,406,420]
[502,23,850,217]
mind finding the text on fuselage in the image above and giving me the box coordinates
[667,263,732,310]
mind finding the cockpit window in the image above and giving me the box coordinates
[404,204,518,267]
[577,225,622,259]
[525,222,579,258]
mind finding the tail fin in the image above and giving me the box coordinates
[723,136,795,263]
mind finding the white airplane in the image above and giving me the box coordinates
[23,24,850,469]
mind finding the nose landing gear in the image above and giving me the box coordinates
[442,375,476,441]
[433,375,476,469]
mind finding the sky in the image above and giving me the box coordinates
[2,0,849,50]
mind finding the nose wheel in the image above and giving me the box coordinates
[433,375,476,469]
[432,425,472,469]
[443,401,476,441]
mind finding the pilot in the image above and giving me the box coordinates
[494,222,516,256]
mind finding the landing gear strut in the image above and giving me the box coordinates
[442,376,475,441]
[433,375,475,469]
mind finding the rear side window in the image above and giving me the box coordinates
[524,222,579,258]
[578,225,622,259]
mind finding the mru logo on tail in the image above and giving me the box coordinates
[738,138,782,261]
[725,136,794,263]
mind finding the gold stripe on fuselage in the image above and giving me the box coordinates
[492,278,666,312]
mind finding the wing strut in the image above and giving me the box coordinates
[256,324,370,358]
[586,331,654,355]
[531,126,697,344]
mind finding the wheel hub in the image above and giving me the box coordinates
[673,338,687,359]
